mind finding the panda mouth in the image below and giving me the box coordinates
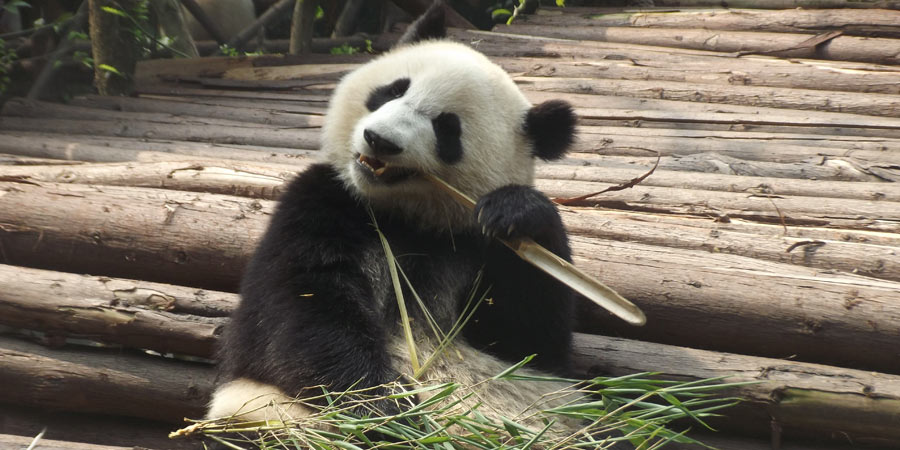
[355,154,417,183]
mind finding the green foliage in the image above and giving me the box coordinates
[98,63,123,76]
[0,38,16,94]
[180,366,745,449]
[2,0,29,14]
[219,45,240,57]
[330,43,359,55]
[100,0,190,59]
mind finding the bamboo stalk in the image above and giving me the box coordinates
[421,173,646,326]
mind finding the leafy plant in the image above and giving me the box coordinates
[174,366,743,449]
[0,38,16,94]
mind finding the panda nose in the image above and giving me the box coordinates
[363,129,403,156]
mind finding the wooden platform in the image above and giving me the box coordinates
[1,5,899,449]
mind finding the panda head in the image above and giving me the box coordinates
[321,2,576,228]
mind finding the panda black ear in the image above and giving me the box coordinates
[525,100,577,161]
[395,1,447,47]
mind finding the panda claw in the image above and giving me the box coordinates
[507,225,515,237]
[477,209,484,224]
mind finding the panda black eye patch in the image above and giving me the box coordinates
[432,112,462,165]
[365,78,411,112]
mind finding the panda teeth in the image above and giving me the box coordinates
[374,167,387,176]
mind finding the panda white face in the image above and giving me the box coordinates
[321,41,536,228]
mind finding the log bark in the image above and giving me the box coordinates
[3,159,895,202]
[0,160,299,199]
[0,265,227,357]
[136,37,900,97]
[537,178,900,232]
[0,131,317,166]
[0,116,320,151]
[0,405,198,450]
[0,181,270,292]
[651,0,900,8]
[571,334,900,446]
[579,153,896,183]
[1,181,898,373]
[0,434,130,450]
[499,25,900,65]
[1,162,897,282]
[498,56,900,98]
[524,7,900,39]
[517,77,900,131]
[0,336,212,423]
[2,332,899,445]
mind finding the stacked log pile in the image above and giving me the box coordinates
[1,4,899,449]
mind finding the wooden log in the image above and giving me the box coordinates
[65,94,327,127]
[1,181,898,373]
[0,160,300,199]
[0,405,199,450]
[499,56,900,98]
[0,116,320,150]
[2,332,899,445]
[0,264,230,356]
[0,181,270,292]
[1,97,323,137]
[516,77,900,133]
[2,162,897,281]
[136,39,900,97]
[571,153,893,183]
[537,164,900,202]
[571,334,900,446]
[0,336,212,423]
[0,434,130,450]
[651,0,900,8]
[0,128,895,183]
[3,159,895,203]
[538,178,900,232]
[522,7,900,39]
[561,209,900,282]
[0,131,318,165]
[498,25,900,65]
[570,234,900,373]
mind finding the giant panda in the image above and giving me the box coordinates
[207,0,581,436]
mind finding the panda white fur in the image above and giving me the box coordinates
[208,1,580,434]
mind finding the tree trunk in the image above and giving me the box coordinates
[289,0,318,54]
[1,181,898,373]
[88,0,139,96]
[524,7,900,38]
[149,0,198,58]
[499,25,900,65]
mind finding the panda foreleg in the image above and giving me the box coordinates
[467,184,575,374]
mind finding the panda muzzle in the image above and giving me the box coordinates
[357,154,388,176]
[356,153,419,183]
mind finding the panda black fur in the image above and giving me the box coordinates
[208,1,580,429]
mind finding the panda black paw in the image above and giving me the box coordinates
[475,185,562,241]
